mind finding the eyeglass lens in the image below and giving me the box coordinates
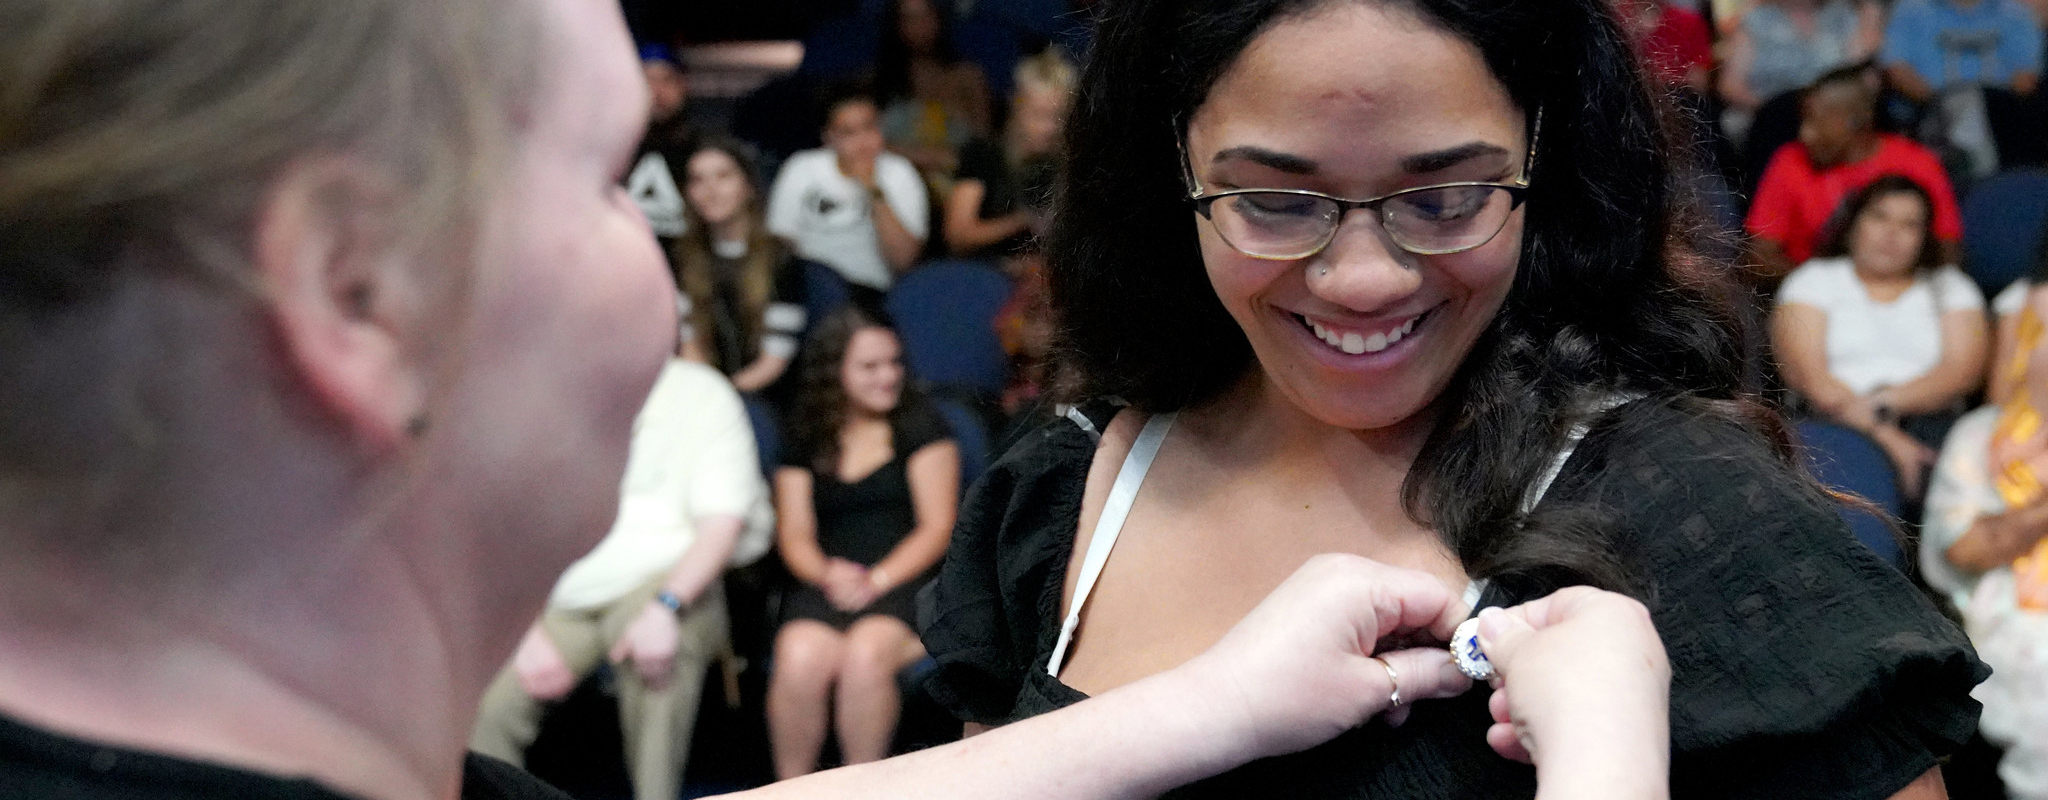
[1210,185,1517,259]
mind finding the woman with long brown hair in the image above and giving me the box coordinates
[674,135,813,397]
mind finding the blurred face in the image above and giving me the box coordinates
[898,0,940,54]
[1184,2,1526,431]
[442,0,675,567]
[644,60,686,123]
[1799,87,1865,167]
[685,148,752,231]
[840,327,906,417]
[1848,191,1930,278]
[1010,85,1067,156]
[824,99,885,166]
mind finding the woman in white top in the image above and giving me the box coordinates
[1774,174,1990,498]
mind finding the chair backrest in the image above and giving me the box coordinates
[929,396,990,492]
[742,395,782,478]
[1962,168,2048,300]
[802,259,852,331]
[885,259,1014,400]
[1792,420,1907,570]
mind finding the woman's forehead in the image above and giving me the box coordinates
[1187,3,1520,161]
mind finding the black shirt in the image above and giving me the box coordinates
[0,712,570,800]
[922,396,1987,799]
[951,138,1057,260]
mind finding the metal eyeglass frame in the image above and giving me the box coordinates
[1178,108,1543,260]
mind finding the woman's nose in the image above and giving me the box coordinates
[1305,210,1422,311]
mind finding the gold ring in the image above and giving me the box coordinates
[1371,656,1401,707]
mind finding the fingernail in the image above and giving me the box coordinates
[1477,606,1508,642]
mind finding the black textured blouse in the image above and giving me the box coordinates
[920,397,1987,799]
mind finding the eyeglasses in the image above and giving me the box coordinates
[1182,113,1540,260]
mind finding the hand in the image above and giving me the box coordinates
[1477,587,1670,798]
[835,149,878,186]
[821,558,877,612]
[512,625,577,702]
[608,599,683,691]
[1173,554,1473,762]
[1870,425,1937,500]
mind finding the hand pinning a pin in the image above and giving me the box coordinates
[1451,616,1494,681]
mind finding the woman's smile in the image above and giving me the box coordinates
[1286,305,1439,360]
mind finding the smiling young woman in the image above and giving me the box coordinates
[921,0,1986,797]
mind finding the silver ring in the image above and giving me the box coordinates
[1371,656,1401,707]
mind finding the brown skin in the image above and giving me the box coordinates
[1948,500,2048,572]
[824,100,924,275]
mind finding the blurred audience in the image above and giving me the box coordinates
[1883,0,2043,175]
[877,0,993,180]
[767,87,930,297]
[628,44,698,244]
[676,136,818,401]
[1924,273,2048,800]
[1619,0,1716,95]
[943,49,1071,260]
[1746,66,1963,279]
[768,309,959,779]
[1773,175,1989,499]
[472,356,770,800]
[1721,0,1883,122]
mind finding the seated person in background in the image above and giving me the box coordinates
[472,355,771,800]
[1617,0,1715,95]
[1883,0,2042,102]
[1884,0,2043,175]
[1987,243,2048,403]
[768,308,958,779]
[676,135,813,400]
[1719,0,1883,133]
[876,0,992,180]
[1774,174,1989,499]
[943,48,1072,261]
[1924,285,2048,799]
[627,44,697,246]
[1746,66,1965,280]
[767,87,929,297]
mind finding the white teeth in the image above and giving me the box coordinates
[1300,312,1426,356]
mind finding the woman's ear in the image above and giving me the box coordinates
[250,156,430,453]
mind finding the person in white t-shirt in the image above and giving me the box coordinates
[1774,174,1990,499]
[471,359,772,800]
[767,89,929,294]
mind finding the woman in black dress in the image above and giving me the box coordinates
[921,0,1987,797]
[768,307,959,778]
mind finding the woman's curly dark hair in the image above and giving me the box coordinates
[789,305,935,475]
[1046,0,1774,596]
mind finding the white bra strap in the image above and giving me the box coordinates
[1046,412,1177,676]
[1519,394,1640,515]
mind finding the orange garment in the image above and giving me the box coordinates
[1989,305,2048,610]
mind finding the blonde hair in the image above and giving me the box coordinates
[0,0,540,486]
[0,0,541,310]
[1013,47,1077,100]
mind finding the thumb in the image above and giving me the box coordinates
[608,636,632,665]
[1473,606,1539,674]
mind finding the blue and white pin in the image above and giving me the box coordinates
[1451,616,1494,681]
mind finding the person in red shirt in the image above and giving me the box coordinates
[1745,65,1963,281]
[1619,0,1714,93]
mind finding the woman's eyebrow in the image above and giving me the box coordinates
[1209,141,1513,176]
[1400,141,1510,174]
[1211,146,1319,175]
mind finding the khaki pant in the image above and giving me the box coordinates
[471,577,729,800]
